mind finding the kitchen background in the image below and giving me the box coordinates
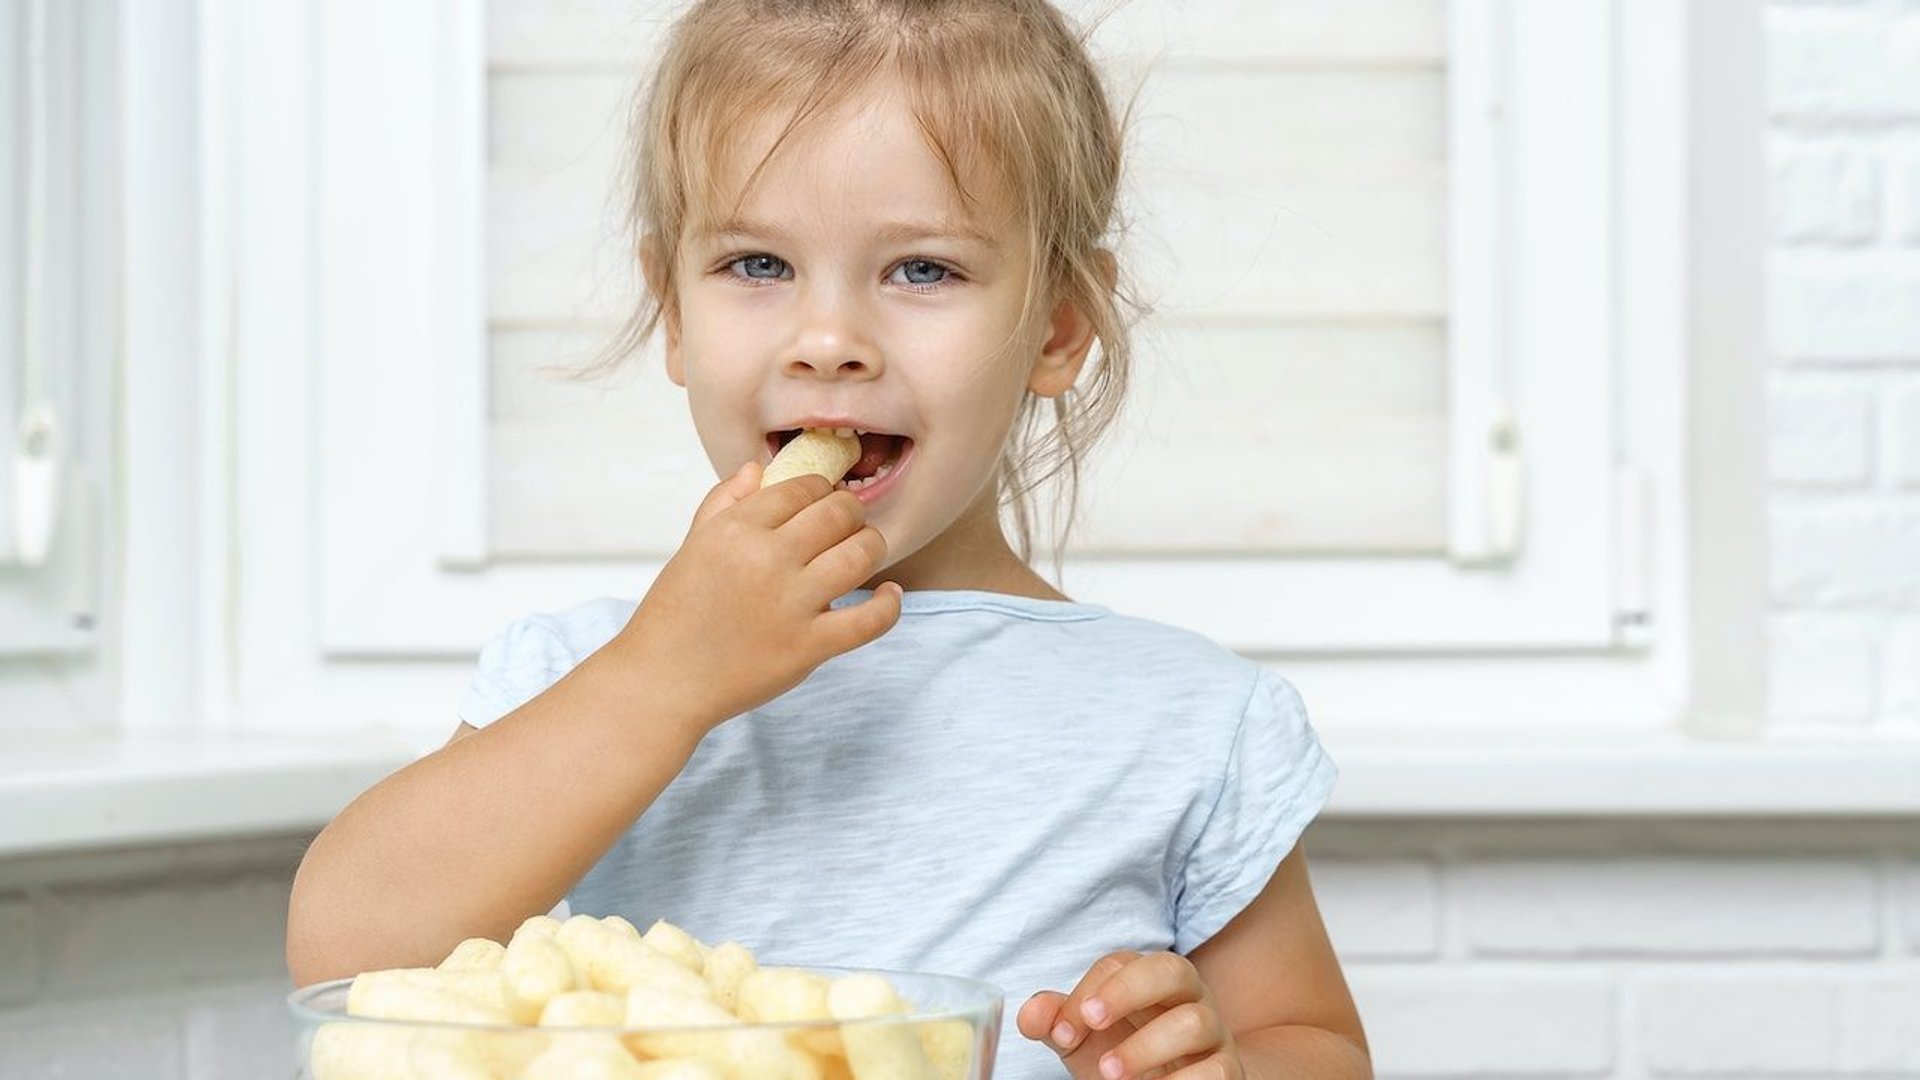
[2,0,1918,1076]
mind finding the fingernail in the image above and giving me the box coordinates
[1082,998,1108,1026]
[1100,1054,1124,1080]
[1051,1021,1075,1048]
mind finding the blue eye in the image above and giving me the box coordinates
[891,260,952,288]
[728,254,790,281]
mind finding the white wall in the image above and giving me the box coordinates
[0,837,302,1078]
[1315,821,1920,1077]
[1764,0,1920,733]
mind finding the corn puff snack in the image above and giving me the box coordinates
[829,973,938,1080]
[700,942,758,1013]
[739,967,842,1057]
[539,991,627,1029]
[761,428,861,488]
[313,914,984,1080]
[438,938,507,973]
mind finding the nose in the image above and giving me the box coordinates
[783,290,883,381]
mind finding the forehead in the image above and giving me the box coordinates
[690,78,1018,246]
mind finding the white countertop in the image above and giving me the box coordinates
[0,731,420,857]
[1324,732,1920,816]
[3,728,1918,857]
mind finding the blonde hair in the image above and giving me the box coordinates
[584,0,1143,579]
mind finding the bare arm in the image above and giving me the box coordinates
[1017,843,1369,1080]
[1191,844,1371,1079]
[285,466,901,988]
[285,636,708,986]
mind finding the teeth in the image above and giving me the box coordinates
[834,426,856,438]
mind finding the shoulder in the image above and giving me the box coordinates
[1068,609,1321,788]
[478,596,636,674]
[459,596,637,727]
[1077,607,1276,714]
[496,596,637,663]
[858,589,1277,734]
[971,598,1296,758]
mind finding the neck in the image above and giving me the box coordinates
[860,484,1070,602]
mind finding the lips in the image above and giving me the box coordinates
[764,425,914,503]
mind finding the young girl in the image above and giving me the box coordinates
[288,1,1368,1077]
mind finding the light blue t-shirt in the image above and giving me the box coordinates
[457,588,1337,1080]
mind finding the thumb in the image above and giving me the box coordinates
[1016,990,1068,1047]
[691,460,763,529]
[814,580,904,655]
[1018,990,1111,1079]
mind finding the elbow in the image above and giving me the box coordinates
[284,890,337,988]
[285,845,358,988]
[1330,1022,1373,1080]
[285,902,363,988]
[285,944,329,991]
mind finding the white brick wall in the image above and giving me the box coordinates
[1456,858,1880,956]
[1766,0,1920,733]
[1769,4,1920,120]
[1887,379,1920,484]
[1312,860,1441,960]
[0,839,301,1079]
[0,895,36,1007]
[1769,611,1881,724]
[1898,860,1920,951]
[1348,970,1616,1077]
[1310,828,1920,1080]
[1637,975,1920,1075]
[1896,152,1920,242]
[1770,373,1877,485]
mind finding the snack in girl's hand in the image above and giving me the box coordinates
[761,428,861,489]
[311,914,974,1080]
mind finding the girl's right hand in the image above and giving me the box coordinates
[613,460,904,732]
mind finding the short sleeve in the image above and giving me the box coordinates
[1171,667,1339,954]
[455,615,581,729]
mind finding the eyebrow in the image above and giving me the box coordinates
[697,215,1002,251]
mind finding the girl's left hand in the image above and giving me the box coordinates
[1016,951,1242,1080]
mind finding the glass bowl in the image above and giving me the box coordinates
[288,965,1004,1079]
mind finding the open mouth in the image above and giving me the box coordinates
[767,428,913,494]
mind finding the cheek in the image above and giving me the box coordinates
[679,362,764,462]
[677,326,760,402]
[914,382,1026,495]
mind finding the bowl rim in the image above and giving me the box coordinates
[288,964,1006,1037]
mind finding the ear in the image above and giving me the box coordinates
[640,236,687,387]
[1027,250,1117,400]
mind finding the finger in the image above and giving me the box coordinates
[727,472,834,531]
[1051,952,1139,1054]
[1016,991,1067,1044]
[806,525,889,598]
[1079,952,1203,1032]
[1097,1002,1226,1080]
[783,489,869,562]
[1163,1051,1240,1080]
[689,461,762,531]
[810,579,902,656]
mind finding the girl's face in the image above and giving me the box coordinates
[656,78,1096,583]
